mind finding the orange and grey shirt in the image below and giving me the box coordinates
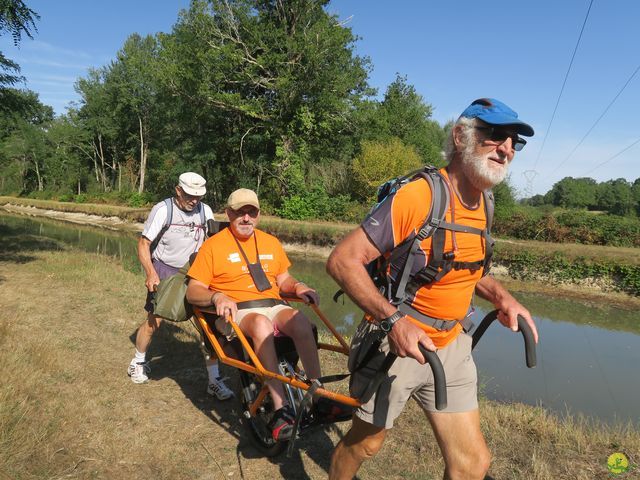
[362,168,488,348]
[187,228,291,302]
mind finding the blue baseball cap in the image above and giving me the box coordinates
[459,98,534,137]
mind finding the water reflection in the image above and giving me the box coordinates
[2,211,638,426]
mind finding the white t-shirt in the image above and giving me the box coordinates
[142,198,214,268]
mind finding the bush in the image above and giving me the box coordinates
[494,206,640,247]
[126,192,155,208]
[276,186,353,221]
[495,248,640,296]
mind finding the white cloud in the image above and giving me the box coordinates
[25,40,92,60]
[19,58,91,70]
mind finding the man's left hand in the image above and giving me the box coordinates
[495,296,539,344]
[295,283,319,306]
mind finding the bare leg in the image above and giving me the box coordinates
[274,308,321,379]
[329,416,387,480]
[425,409,491,480]
[239,313,288,410]
[135,312,162,354]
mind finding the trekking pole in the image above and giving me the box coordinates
[471,310,537,368]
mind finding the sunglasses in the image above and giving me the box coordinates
[474,126,527,151]
[231,206,260,218]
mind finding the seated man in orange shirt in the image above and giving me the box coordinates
[186,188,346,441]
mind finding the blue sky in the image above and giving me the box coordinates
[2,0,639,196]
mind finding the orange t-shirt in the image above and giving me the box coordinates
[187,228,291,302]
[361,168,487,347]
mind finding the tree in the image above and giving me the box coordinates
[632,178,640,216]
[596,178,633,216]
[546,177,598,209]
[0,88,52,194]
[358,74,445,167]
[159,0,371,205]
[351,137,422,201]
[0,0,39,90]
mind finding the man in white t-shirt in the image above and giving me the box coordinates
[127,172,232,401]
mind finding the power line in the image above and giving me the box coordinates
[582,136,640,176]
[533,0,595,172]
[545,62,640,181]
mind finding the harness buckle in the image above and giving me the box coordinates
[443,251,455,261]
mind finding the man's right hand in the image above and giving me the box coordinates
[212,292,238,321]
[145,272,160,292]
[387,317,436,364]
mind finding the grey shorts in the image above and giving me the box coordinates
[349,321,478,429]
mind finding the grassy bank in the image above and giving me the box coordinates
[2,196,639,297]
[1,227,638,479]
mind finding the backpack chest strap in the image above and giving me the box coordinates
[398,303,475,333]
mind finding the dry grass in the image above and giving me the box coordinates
[0,236,638,479]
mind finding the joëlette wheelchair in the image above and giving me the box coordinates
[191,298,537,457]
[192,296,358,457]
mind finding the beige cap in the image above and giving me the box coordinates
[227,188,260,210]
[178,172,206,196]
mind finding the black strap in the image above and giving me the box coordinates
[232,232,260,266]
[236,298,287,310]
[398,303,475,333]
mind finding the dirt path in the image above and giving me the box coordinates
[1,230,638,479]
[0,244,352,479]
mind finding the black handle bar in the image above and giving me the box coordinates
[471,310,537,368]
[417,344,448,410]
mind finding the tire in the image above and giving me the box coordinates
[238,370,287,457]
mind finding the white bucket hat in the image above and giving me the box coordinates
[178,172,206,196]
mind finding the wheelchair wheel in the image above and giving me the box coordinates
[238,370,287,457]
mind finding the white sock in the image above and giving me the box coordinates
[207,362,220,383]
[132,350,146,364]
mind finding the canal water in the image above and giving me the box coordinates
[2,211,639,426]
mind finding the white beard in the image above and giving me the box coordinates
[460,144,511,191]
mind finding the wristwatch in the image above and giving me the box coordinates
[379,311,404,332]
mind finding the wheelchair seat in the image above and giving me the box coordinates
[199,311,318,367]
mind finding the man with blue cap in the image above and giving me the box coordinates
[327,98,539,479]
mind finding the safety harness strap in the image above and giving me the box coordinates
[398,303,475,333]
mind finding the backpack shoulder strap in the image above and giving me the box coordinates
[165,198,174,226]
[389,166,450,304]
[481,190,495,275]
[482,190,494,232]
[198,202,205,226]
[149,198,174,254]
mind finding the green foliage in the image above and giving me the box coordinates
[492,176,517,221]
[352,137,423,201]
[537,176,638,217]
[1,0,39,92]
[494,206,640,247]
[495,248,640,296]
[356,74,445,167]
[276,185,352,221]
[125,192,154,208]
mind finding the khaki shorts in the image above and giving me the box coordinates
[350,322,477,429]
[215,304,292,340]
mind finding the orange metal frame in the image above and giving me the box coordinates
[192,298,361,412]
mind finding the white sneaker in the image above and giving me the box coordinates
[128,362,150,384]
[207,376,233,400]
